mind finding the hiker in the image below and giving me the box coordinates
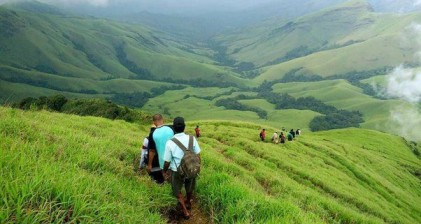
[287,131,293,141]
[290,129,296,139]
[139,136,149,170]
[259,128,266,141]
[271,131,278,144]
[147,114,174,184]
[279,132,286,144]
[163,117,201,220]
[195,125,201,138]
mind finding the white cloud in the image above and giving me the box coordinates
[415,0,421,6]
[384,23,421,103]
[0,0,111,7]
[389,106,421,141]
[44,0,110,7]
[382,22,421,141]
[385,66,421,103]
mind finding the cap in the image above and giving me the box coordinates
[173,117,185,128]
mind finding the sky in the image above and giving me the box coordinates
[0,0,278,13]
[2,0,420,14]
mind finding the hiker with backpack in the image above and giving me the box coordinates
[147,114,174,184]
[163,117,201,220]
[287,131,293,141]
[290,129,296,139]
[279,132,286,144]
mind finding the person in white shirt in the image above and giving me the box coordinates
[163,117,201,220]
[271,131,278,144]
[139,136,149,169]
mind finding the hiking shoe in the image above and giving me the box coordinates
[185,199,192,210]
[183,214,190,220]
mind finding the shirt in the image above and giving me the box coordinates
[164,133,201,172]
[150,125,174,169]
[142,137,149,150]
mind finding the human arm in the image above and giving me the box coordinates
[147,148,155,173]
[163,141,173,180]
[146,131,155,173]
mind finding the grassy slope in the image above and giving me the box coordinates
[216,0,420,82]
[0,6,247,102]
[142,87,320,131]
[1,107,420,223]
[271,79,417,132]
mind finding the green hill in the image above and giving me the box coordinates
[215,0,421,81]
[0,4,247,103]
[271,79,416,132]
[1,107,420,223]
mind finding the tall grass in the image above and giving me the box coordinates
[1,107,420,223]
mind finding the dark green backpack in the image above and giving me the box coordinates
[171,135,201,179]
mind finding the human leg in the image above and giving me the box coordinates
[171,171,190,218]
[184,178,196,210]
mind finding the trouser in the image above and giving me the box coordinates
[149,170,164,184]
[171,170,196,197]
[139,149,148,168]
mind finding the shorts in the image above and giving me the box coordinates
[149,170,164,184]
[171,170,196,197]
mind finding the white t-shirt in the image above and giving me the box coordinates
[142,137,149,150]
[164,133,201,172]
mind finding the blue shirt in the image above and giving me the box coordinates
[151,125,174,169]
[164,133,201,172]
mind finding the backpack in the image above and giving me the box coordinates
[171,135,201,179]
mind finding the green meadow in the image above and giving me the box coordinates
[1,107,420,223]
[271,79,417,132]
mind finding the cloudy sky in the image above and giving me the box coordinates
[0,0,278,13]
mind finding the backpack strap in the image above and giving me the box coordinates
[188,135,193,151]
[171,135,193,152]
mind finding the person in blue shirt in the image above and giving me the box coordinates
[147,114,174,184]
[163,117,201,220]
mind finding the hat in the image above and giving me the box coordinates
[173,117,185,128]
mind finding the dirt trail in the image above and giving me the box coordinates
[165,199,213,224]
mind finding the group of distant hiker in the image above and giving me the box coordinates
[138,114,201,220]
[260,127,301,143]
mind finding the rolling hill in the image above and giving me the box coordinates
[0,2,247,103]
[215,0,421,81]
[1,107,420,223]
[1,0,420,139]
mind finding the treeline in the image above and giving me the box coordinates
[257,91,364,131]
[115,43,152,80]
[109,85,185,108]
[207,41,258,76]
[188,89,236,101]
[215,97,267,119]
[310,110,364,131]
[161,77,238,88]
[328,67,392,99]
[266,45,317,66]
[12,95,150,123]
